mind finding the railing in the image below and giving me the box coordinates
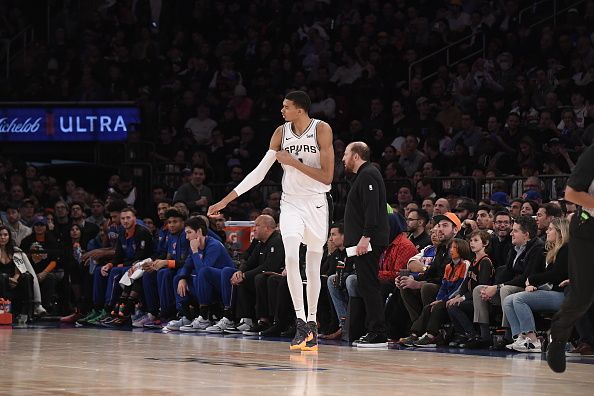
[408,31,486,87]
[518,0,587,28]
[151,174,569,219]
[1,25,35,78]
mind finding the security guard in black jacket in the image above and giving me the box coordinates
[342,142,390,347]
[548,139,594,373]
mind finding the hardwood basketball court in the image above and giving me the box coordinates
[1,325,593,395]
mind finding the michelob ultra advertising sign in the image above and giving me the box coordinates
[0,104,140,142]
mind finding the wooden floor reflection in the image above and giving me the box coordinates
[1,326,593,395]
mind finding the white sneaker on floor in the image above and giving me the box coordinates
[236,318,254,332]
[506,335,526,350]
[205,317,236,334]
[180,316,211,332]
[34,305,47,316]
[133,313,156,328]
[513,338,542,353]
[165,316,191,331]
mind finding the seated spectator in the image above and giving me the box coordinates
[520,199,540,216]
[70,201,100,243]
[502,218,569,352]
[422,198,435,218]
[535,203,563,240]
[397,213,460,324]
[320,223,349,340]
[406,209,431,251]
[59,224,91,323]
[19,199,36,227]
[406,227,440,278]
[378,213,419,282]
[5,203,32,247]
[86,199,107,225]
[399,135,427,177]
[27,242,63,314]
[469,216,545,349]
[0,226,36,320]
[490,211,513,268]
[172,166,213,214]
[398,238,472,347]
[447,230,494,347]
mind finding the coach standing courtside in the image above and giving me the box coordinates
[547,137,594,373]
[343,142,390,348]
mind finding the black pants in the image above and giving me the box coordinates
[235,273,258,319]
[410,301,448,336]
[353,247,387,335]
[400,283,440,322]
[267,275,294,327]
[318,275,338,334]
[385,288,412,340]
[551,214,594,342]
[0,272,34,316]
[447,299,476,335]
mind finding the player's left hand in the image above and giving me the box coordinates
[276,150,297,166]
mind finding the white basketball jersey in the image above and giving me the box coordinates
[280,118,330,195]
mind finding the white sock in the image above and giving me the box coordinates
[283,236,306,322]
[305,250,323,324]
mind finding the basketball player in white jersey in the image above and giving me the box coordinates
[208,91,334,351]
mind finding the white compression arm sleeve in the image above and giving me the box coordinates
[233,149,277,197]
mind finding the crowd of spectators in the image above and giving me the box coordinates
[1,0,594,354]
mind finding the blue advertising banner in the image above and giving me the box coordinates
[0,105,139,142]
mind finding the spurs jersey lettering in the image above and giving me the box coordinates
[281,118,330,195]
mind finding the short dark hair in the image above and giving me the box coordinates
[285,90,311,112]
[541,203,563,218]
[409,208,429,224]
[494,210,512,221]
[468,229,491,248]
[191,165,206,174]
[120,206,137,216]
[173,200,188,208]
[330,222,344,234]
[107,200,127,213]
[514,216,538,239]
[185,216,208,236]
[349,142,371,161]
[477,205,494,215]
[70,201,85,210]
[156,199,173,206]
[165,208,186,221]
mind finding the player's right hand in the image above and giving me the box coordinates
[207,200,227,216]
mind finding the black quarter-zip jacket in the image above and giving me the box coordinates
[344,161,390,247]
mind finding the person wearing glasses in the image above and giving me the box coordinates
[406,209,431,251]
[490,211,514,269]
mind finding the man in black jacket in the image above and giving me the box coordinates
[342,142,390,347]
[490,211,513,268]
[470,216,545,348]
[232,215,285,335]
